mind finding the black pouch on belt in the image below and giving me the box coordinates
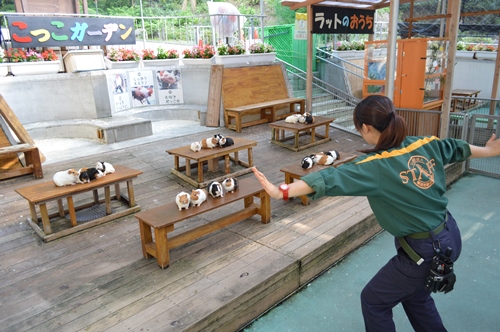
[425,247,456,294]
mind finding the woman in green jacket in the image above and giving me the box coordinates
[252,95,500,331]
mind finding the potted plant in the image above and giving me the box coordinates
[104,47,140,69]
[182,45,215,65]
[142,46,180,67]
[249,42,276,63]
[4,48,61,76]
[213,42,249,65]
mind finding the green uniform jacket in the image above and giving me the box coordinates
[302,136,471,237]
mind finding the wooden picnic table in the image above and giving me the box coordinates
[269,116,334,152]
[166,137,257,188]
[15,165,143,242]
[451,89,481,111]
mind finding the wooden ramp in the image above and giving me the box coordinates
[0,94,45,180]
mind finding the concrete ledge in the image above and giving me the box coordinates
[25,116,153,144]
[119,104,207,125]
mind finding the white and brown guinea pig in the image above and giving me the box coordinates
[96,161,115,175]
[201,137,218,149]
[190,141,202,152]
[190,189,207,207]
[322,150,340,161]
[53,169,80,187]
[219,136,234,148]
[301,155,314,169]
[175,191,191,210]
[285,114,301,124]
[208,181,224,198]
[222,177,238,193]
[312,152,336,166]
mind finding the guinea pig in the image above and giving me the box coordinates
[322,150,340,161]
[302,112,314,124]
[285,114,301,124]
[222,177,238,193]
[208,181,224,198]
[82,167,104,181]
[220,137,234,148]
[175,191,191,210]
[301,155,314,169]
[190,141,202,152]
[214,134,224,146]
[190,189,207,207]
[313,153,335,166]
[201,137,218,149]
[53,169,80,187]
[95,161,115,175]
[76,169,90,184]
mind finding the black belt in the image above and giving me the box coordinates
[398,214,448,265]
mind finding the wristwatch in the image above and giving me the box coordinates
[279,183,290,201]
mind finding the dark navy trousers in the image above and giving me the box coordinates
[360,211,462,332]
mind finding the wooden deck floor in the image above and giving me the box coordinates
[0,123,382,332]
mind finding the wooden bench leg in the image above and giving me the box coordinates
[67,196,77,227]
[57,199,65,217]
[154,227,170,269]
[115,183,121,201]
[105,186,112,215]
[26,147,43,179]
[93,189,99,204]
[39,203,52,234]
[236,114,242,133]
[126,180,136,207]
[139,220,154,259]
[29,202,38,224]
[259,191,271,223]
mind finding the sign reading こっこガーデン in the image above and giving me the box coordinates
[312,6,374,34]
[6,15,136,48]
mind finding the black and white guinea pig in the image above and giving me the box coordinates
[301,155,314,169]
[208,181,224,198]
[81,167,104,181]
[302,112,315,124]
[220,137,234,148]
[95,161,115,175]
[77,169,90,184]
[222,177,238,193]
[53,169,80,187]
[214,134,225,146]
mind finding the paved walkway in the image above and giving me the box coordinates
[243,173,500,331]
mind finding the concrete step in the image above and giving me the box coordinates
[25,116,153,144]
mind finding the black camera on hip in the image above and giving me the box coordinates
[425,247,456,294]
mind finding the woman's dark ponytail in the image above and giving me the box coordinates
[353,95,407,153]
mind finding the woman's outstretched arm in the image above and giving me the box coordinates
[470,134,500,158]
[252,167,314,200]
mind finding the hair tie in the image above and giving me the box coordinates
[388,111,395,119]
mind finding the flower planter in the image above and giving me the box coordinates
[0,63,8,77]
[63,50,106,73]
[9,61,61,76]
[142,59,180,67]
[104,58,140,70]
[249,52,276,63]
[181,58,213,65]
[213,54,250,65]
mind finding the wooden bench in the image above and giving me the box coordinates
[222,64,305,133]
[269,116,335,152]
[135,177,271,269]
[15,165,142,242]
[166,137,257,188]
[280,152,358,205]
[0,143,43,180]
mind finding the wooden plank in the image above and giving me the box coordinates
[206,65,224,127]
[0,94,45,162]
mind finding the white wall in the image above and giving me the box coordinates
[452,55,500,98]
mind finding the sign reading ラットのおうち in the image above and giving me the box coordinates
[312,6,374,34]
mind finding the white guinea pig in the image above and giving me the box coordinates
[190,189,207,207]
[190,141,202,152]
[95,161,115,175]
[175,191,191,211]
[53,169,80,187]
